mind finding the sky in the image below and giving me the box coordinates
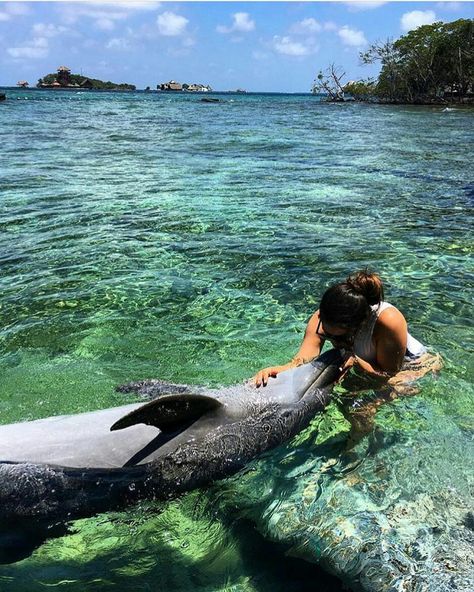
[0,1,473,92]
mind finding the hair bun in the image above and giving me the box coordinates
[346,270,384,306]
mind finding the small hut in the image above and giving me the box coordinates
[158,80,183,91]
[185,83,212,92]
[56,65,71,86]
[80,78,93,89]
[17,81,29,88]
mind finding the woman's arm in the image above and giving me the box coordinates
[254,311,324,387]
[374,307,407,375]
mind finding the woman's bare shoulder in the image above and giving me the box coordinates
[376,306,407,333]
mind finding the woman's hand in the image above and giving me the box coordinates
[338,353,359,381]
[254,365,286,388]
[338,352,392,388]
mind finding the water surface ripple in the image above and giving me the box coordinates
[0,90,472,590]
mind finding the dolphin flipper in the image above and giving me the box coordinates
[110,394,222,433]
[115,379,202,401]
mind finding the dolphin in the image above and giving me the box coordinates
[0,349,342,560]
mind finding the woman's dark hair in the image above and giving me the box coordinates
[319,270,384,329]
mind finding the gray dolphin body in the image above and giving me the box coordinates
[0,350,342,527]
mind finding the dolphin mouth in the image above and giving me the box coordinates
[297,349,343,398]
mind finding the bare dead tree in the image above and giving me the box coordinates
[312,64,347,101]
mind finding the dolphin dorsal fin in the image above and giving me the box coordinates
[110,393,222,432]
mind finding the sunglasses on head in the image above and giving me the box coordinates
[316,318,355,345]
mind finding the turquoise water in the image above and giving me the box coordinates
[0,89,472,590]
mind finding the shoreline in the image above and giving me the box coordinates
[2,87,474,107]
[0,86,324,97]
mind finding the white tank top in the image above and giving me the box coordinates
[353,302,426,363]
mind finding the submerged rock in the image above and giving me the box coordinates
[214,377,474,591]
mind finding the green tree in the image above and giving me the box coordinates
[434,19,474,98]
[359,19,474,103]
[360,39,403,101]
[36,71,136,91]
[343,79,377,101]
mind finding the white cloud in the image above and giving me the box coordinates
[344,1,387,11]
[106,37,130,50]
[7,37,49,59]
[166,34,197,56]
[182,37,195,48]
[156,11,188,36]
[5,3,31,16]
[233,12,255,32]
[86,1,161,10]
[95,18,116,31]
[271,35,317,57]
[58,2,160,28]
[0,2,30,21]
[217,12,255,34]
[290,18,321,35]
[338,26,367,47]
[32,23,69,37]
[323,22,338,32]
[60,6,128,26]
[401,10,437,32]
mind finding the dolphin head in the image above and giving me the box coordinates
[293,348,343,398]
[251,348,343,406]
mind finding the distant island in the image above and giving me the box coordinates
[158,80,212,92]
[37,66,136,91]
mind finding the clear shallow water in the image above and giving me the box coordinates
[0,89,473,590]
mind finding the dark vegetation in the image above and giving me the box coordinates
[38,72,135,91]
[313,19,474,104]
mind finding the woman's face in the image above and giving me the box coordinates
[316,319,356,348]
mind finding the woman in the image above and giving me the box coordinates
[254,270,428,389]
